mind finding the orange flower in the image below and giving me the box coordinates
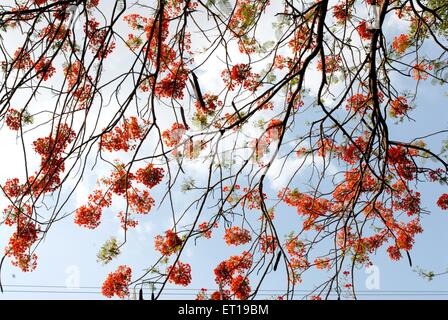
[102,265,132,298]
[392,34,410,54]
[224,226,252,246]
[413,63,432,80]
[167,261,192,286]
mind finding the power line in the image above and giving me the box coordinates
[2,284,448,293]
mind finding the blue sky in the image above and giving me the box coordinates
[0,0,448,300]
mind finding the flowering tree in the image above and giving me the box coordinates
[0,0,448,300]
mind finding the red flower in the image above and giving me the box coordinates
[101,265,132,298]
[167,261,192,286]
[195,93,222,115]
[356,21,372,40]
[11,47,33,70]
[387,245,402,261]
[5,216,39,272]
[101,117,143,152]
[260,235,278,254]
[285,238,305,257]
[314,258,330,270]
[413,63,432,80]
[224,226,252,246]
[333,2,351,23]
[214,251,253,285]
[317,55,342,73]
[127,189,154,214]
[155,230,183,256]
[154,62,189,99]
[199,221,217,239]
[221,64,259,91]
[85,18,116,59]
[437,194,448,210]
[5,109,22,131]
[30,124,76,194]
[390,96,410,117]
[288,26,316,53]
[105,164,134,196]
[32,0,48,5]
[63,61,93,107]
[393,191,421,216]
[74,204,102,229]
[230,275,251,300]
[74,189,112,229]
[210,290,231,300]
[135,164,164,189]
[387,145,416,180]
[86,0,100,9]
[392,34,410,55]
[34,58,55,80]
[336,136,367,165]
[162,123,186,147]
[266,119,283,141]
[346,94,370,113]
[3,178,23,198]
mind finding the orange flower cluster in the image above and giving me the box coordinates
[4,205,39,272]
[336,136,368,165]
[101,117,143,152]
[333,1,352,23]
[228,0,269,37]
[314,258,330,270]
[11,47,33,70]
[3,178,24,198]
[127,189,155,214]
[387,145,417,181]
[390,96,410,117]
[413,63,432,80]
[266,119,283,141]
[84,18,116,59]
[357,21,372,40]
[437,194,448,210]
[392,34,410,55]
[288,25,316,53]
[31,124,76,195]
[154,62,189,99]
[221,64,260,91]
[74,190,112,229]
[5,109,22,131]
[195,93,222,115]
[229,275,251,300]
[280,188,331,231]
[260,235,278,254]
[76,162,162,229]
[214,251,253,300]
[35,57,55,81]
[346,93,371,113]
[124,12,191,98]
[102,265,132,298]
[241,187,267,210]
[63,61,93,107]
[317,55,342,74]
[155,230,183,256]
[162,123,186,147]
[198,221,218,239]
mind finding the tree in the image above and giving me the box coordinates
[0,0,447,300]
